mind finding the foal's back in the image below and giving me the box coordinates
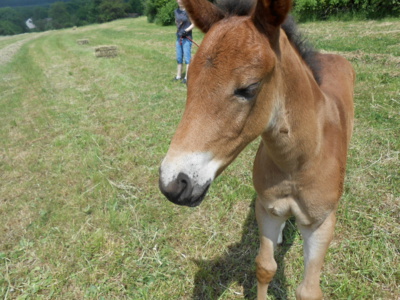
[319,53,355,146]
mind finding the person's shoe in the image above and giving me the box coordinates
[181,78,187,84]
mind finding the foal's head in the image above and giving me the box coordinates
[159,0,293,206]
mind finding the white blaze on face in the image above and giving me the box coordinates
[160,151,222,187]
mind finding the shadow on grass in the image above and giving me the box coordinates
[192,197,299,299]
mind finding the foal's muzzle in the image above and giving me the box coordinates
[159,172,211,207]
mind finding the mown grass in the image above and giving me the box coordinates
[0,17,399,299]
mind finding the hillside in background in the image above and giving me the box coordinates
[0,0,144,35]
[0,0,70,8]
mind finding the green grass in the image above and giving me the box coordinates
[0,17,399,299]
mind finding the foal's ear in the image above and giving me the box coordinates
[182,0,225,33]
[252,0,292,34]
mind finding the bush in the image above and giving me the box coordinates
[144,0,157,23]
[97,0,128,23]
[156,0,176,25]
[128,0,145,15]
[0,7,25,34]
[0,20,23,35]
[366,0,400,18]
[145,0,176,25]
[49,1,71,29]
[293,0,400,21]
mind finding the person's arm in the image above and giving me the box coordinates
[184,18,195,32]
[185,23,194,32]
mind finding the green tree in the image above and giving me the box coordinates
[128,0,145,14]
[49,1,71,29]
[156,0,176,25]
[145,0,158,22]
[32,6,48,21]
[0,7,24,35]
[292,0,400,21]
[67,0,92,26]
[85,0,101,23]
[145,0,176,25]
[97,0,128,23]
[0,20,23,35]
[0,7,23,24]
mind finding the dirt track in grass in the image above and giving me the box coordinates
[0,33,45,65]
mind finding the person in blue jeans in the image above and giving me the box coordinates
[174,0,194,84]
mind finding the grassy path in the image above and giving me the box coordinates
[0,17,399,299]
[0,32,47,65]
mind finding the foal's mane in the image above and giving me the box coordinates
[215,0,322,85]
[281,16,322,84]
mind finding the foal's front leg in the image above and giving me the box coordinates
[255,198,286,300]
[296,212,336,300]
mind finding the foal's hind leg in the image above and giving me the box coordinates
[296,212,336,300]
[255,198,286,300]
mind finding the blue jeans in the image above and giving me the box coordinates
[176,37,192,64]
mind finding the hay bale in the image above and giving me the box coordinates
[95,45,118,58]
[77,39,89,45]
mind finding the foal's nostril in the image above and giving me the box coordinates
[177,172,190,189]
[159,170,210,207]
[169,172,192,202]
[159,172,194,204]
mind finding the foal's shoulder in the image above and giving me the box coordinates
[318,53,355,77]
[316,53,355,88]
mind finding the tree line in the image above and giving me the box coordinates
[0,0,145,35]
[0,0,70,8]
[146,0,399,26]
[1,0,398,36]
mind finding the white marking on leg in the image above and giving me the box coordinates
[277,221,286,245]
[256,199,288,299]
[296,213,336,300]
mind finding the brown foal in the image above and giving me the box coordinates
[159,0,355,298]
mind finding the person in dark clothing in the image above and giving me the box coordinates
[174,0,194,84]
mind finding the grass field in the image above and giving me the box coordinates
[0,17,399,299]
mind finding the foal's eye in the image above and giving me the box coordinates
[234,82,260,101]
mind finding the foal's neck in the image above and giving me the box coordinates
[261,30,324,172]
